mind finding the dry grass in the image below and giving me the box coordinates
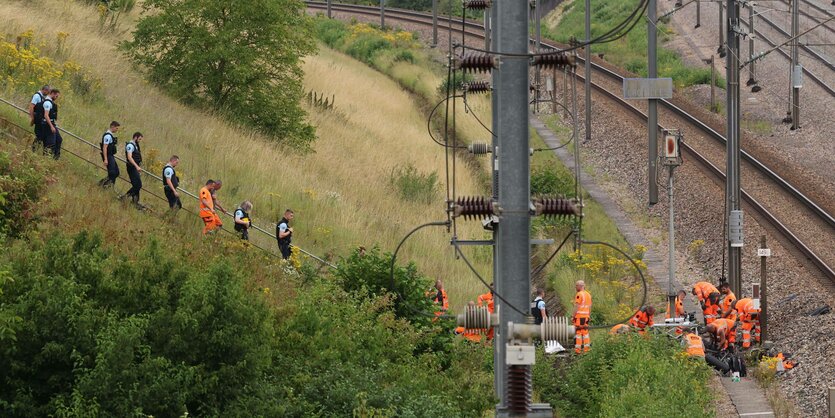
[0,0,496,309]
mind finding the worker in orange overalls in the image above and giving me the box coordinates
[477,285,494,339]
[666,290,687,335]
[609,323,630,335]
[572,280,592,354]
[628,305,656,334]
[209,179,227,228]
[707,317,736,351]
[732,298,760,348]
[718,282,738,322]
[682,332,705,358]
[692,281,720,324]
[431,279,448,317]
[199,179,222,234]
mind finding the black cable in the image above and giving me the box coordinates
[531,230,574,278]
[530,100,576,152]
[462,98,495,137]
[578,240,649,329]
[452,242,529,316]
[428,95,468,148]
[388,221,455,319]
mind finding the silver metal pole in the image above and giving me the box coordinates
[759,236,768,343]
[668,164,677,320]
[380,0,385,30]
[495,0,534,412]
[432,0,438,47]
[535,0,542,114]
[648,0,659,206]
[584,0,591,143]
[726,0,743,297]
[791,0,800,129]
[489,0,502,403]
[710,56,716,112]
[327,0,332,18]
[718,2,726,56]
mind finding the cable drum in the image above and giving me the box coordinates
[540,316,575,346]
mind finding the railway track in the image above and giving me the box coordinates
[306,1,835,285]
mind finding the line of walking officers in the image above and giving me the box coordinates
[442,277,761,359]
[27,85,295,259]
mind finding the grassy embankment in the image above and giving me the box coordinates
[0,0,494,309]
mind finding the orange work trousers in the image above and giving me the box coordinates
[574,316,590,354]
[202,214,222,234]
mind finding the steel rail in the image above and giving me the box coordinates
[307,2,835,283]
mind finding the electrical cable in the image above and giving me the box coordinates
[453,242,530,316]
[428,95,469,148]
[531,230,574,278]
[462,95,495,137]
[579,240,649,329]
[530,99,576,152]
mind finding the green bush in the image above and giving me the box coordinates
[389,162,439,204]
[534,334,714,418]
[0,150,51,239]
[437,71,474,95]
[346,34,393,63]
[314,17,350,48]
[530,165,573,197]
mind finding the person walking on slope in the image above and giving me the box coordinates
[33,89,62,159]
[162,155,181,211]
[234,201,253,241]
[199,180,222,234]
[276,209,294,259]
[573,280,592,354]
[28,85,50,147]
[121,132,144,208]
[99,121,121,188]
[210,180,227,228]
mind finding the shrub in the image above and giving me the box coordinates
[530,165,574,196]
[0,150,52,239]
[534,334,714,418]
[388,162,439,204]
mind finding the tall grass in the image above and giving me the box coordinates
[0,1,492,309]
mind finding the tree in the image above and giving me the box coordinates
[122,0,317,148]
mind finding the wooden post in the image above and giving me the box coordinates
[828,387,835,417]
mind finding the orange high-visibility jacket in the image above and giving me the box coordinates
[713,318,735,333]
[735,298,759,320]
[666,297,685,319]
[478,292,494,313]
[693,282,719,303]
[684,333,705,357]
[721,291,737,319]
[199,186,214,218]
[432,288,448,311]
[629,309,654,330]
[574,290,592,318]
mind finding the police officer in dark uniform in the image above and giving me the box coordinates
[531,288,548,325]
[122,132,144,207]
[29,85,50,144]
[276,209,294,259]
[99,121,121,188]
[162,155,181,210]
[33,89,61,158]
[234,201,253,240]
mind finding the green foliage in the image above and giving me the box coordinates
[388,162,439,204]
[544,0,723,88]
[0,230,495,416]
[534,334,714,418]
[0,150,51,238]
[122,0,317,149]
[530,165,574,197]
[438,71,475,95]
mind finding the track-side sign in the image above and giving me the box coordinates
[623,78,673,99]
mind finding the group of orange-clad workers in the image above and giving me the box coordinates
[443,275,760,357]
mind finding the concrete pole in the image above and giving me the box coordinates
[432,0,438,47]
[791,0,800,130]
[648,0,659,206]
[726,0,743,298]
[667,164,677,319]
[747,2,756,87]
[696,0,701,28]
[718,2,726,56]
[584,0,591,143]
[759,236,768,343]
[535,0,542,114]
[327,0,332,18]
[710,56,716,112]
[483,9,490,51]
[494,0,532,411]
[380,0,385,30]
